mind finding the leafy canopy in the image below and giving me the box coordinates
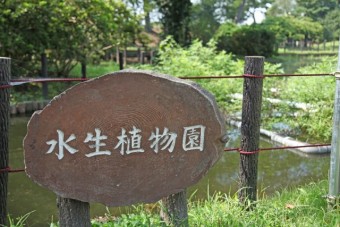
[0,0,140,77]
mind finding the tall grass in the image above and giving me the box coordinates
[90,180,339,227]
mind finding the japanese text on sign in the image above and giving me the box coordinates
[46,125,206,160]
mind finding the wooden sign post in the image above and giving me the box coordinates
[0,57,10,226]
[24,70,226,226]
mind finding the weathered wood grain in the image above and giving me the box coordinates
[24,70,226,207]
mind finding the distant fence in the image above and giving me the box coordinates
[281,39,339,53]
[0,56,339,226]
[103,48,155,66]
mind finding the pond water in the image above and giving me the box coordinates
[8,116,330,226]
[267,54,336,74]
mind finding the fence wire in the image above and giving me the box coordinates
[0,72,335,173]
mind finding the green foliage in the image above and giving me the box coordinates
[189,0,221,44]
[262,16,323,43]
[295,0,339,22]
[230,25,277,57]
[91,205,163,226]
[278,57,337,142]
[0,0,140,77]
[4,211,35,227]
[90,180,339,226]
[152,37,239,76]
[138,36,282,114]
[322,8,340,41]
[70,62,120,78]
[16,181,340,226]
[155,0,192,46]
[262,16,297,45]
[214,22,238,52]
[267,0,297,16]
[138,37,243,111]
[214,24,277,57]
[140,36,334,142]
[9,61,120,103]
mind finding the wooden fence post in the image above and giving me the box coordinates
[123,47,127,67]
[41,53,48,100]
[81,62,86,79]
[160,189,188,227]
[0,57,10,225]
[57,196,91,227]
[150,50,154,64]
[328,39,340,209]
[141,52,145,65]
[119,52,124,70]
[238,56,264,207]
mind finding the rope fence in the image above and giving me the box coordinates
[0,143,332,174]
[0,72,335,89]
[0,71,335,174]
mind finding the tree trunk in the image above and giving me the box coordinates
[160,190,188,227]
[238,56,264,208]
[144,0,152,33]
[235,0,247,24]
[57,196,91,227]
[0,57,10,226]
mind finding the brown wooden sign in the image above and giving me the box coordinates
[24,70,226,206]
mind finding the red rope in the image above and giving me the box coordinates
[0,143,332,174]
[179,73,333,80]
[243,74,264,79]
[179,75,244,79]
[0,84,12,89]
[224,143,331,154]
[0,73,334,89]
[0,167,25,173]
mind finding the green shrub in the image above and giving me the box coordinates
[214,22,238,54]
[279,57,337,142]
[214,24,277,57]
[138,36,282,115]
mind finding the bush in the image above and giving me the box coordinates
[215,24,277,57]
[214,23,238,54]
[138,37,282,114]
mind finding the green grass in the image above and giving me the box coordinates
[70,61,120,78]
[90,180,339,227]
[10,61,121,103]
[278,40,339,55]
[278,49,337,55]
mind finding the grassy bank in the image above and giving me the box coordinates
[87,180,339,227]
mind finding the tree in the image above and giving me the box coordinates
[189,0,221,44]
[125,0,156,33]
[322,8,340,41]
[0,0,140,77]
[155,0,192,46]
[262,16,323,48]
[295,0,339,21]
[214,22,238,51]
[245,0,273,24]
[214,22,276,57]
[266,0,297,16]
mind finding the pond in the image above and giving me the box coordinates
[8,116,330,226]
[267,54,336,74]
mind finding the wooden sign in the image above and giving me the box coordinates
[24,70,226,206]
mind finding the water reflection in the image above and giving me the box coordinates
[8,117,330,226]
